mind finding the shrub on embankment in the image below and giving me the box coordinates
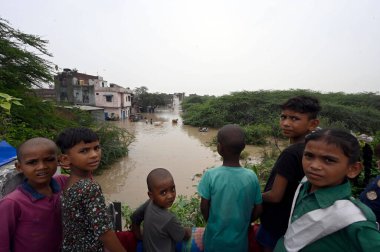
[181,90,380,145]
[1,94,134,173]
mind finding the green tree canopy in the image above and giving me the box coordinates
[0,17,53,94]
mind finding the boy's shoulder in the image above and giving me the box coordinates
[0,186,24,202]
[67,178,102,194]
[282,142,305,154]
[53,174,69,190]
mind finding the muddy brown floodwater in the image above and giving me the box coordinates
[95,107,264,208]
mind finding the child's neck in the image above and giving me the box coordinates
[65,169,92,190]
[29,182,53,196]
[290,134,307,144]
[222,160,241,167]
[70,168,92,179]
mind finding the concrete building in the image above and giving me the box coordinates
[54,68,106,106]
[95,83,133,120]
[54,68,132,120]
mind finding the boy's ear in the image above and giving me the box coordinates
[58,154,71,169]
[148,191,153,199]
[15,161,23,173]
[347,162,363,179]
[308,119,320,132]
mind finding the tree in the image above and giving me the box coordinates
[0,17,53,93]
[0,93,22,115]
[133,86,148,96]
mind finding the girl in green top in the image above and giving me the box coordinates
[275,129,380,252]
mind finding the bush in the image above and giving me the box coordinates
[121,194,206,230]
[243,124,273,145]
[95,123,135,173]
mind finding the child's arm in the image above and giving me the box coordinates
[251,203,263,222]
[200,197,210,221]
[262,174,288,203]
[130,200,150,240]
[183,227,192,241]
[100,230,126,252]
[0,199,17,251]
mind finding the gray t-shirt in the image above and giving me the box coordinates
[131,200,185,252]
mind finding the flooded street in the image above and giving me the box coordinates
[95,106,264,208]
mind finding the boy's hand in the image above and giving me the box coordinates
[262,174,288,203]
[251,204,263,222]
[131,223,143,240]
[183,227,192,241]
[200,197,210,221]
[100,230,126,252]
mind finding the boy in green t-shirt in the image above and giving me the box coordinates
[198,124,263,252]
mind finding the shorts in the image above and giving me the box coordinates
[256,225,282,249]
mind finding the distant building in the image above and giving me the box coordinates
[60,105,105,121]
[54,68,106,106]
[54,68,133,120]
[174,92,185,101]
[95,83,133,120]
[31,88,56,101]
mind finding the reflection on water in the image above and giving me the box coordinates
[95,108,263,208]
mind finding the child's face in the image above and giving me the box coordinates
[16,144,57,188]
[148,176,176,209]
[280,109,318,140]
[61,140,101,172]
[302,139,361,193]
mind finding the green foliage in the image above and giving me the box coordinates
[121,204,134,230]
[243,124,273,145]
[170,195,206,227]
[95,123,135,173]
[121,195,206,230]
[0,18,53,92]
[246,146,280,189]
[133,86,173,112]
[181,90,380,135]
[0,93,23,114]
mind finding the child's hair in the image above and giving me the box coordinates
[305,129,360,164]
[16,137,57,161]
[146,168,172,191]
[217,124,245,155]
[280,95,321,119]
[56,127,99,154]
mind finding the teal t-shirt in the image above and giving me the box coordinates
[274,181,380,252]
[197,166,262,252]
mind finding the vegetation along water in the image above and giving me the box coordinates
[1,17,380,228]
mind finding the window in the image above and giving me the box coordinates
[105,95,113,102]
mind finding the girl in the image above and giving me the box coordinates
[56,128,126,252]
[274,129,380,252]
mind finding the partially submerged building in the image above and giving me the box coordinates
[95,83,133,120]
[54,68,132,120]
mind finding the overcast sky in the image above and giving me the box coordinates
[2,0,379,96]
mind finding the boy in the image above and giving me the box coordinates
[131,168,191,252]
[56,127,125,252]
[197,124,263,252]
[0,137,67,252]
[257,96,320,252]
[275,129,380,251]
[360,143,380,223]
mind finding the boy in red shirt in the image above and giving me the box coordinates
[0,137,67,252]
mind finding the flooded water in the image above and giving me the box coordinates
[95,106,264,208]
